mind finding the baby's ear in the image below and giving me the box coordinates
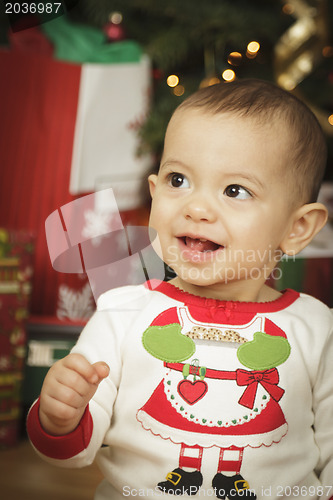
[280,202,328,257]
[148,174,158,198]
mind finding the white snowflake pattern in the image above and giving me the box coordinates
[56,283,95,320]
[0,356,10,370]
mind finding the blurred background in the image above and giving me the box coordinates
[0,0,332,495]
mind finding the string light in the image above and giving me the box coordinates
[173,85,185,96]
[110,12,123,24]
[222,69,236,82]
[322,46,333,58]
[277,75,296,91]
[328,115,333,126]
[282,3,295,15]
[166,74,185,96]
[207,76,220,86]
[200,76,220,88]
[227,52,242,66]
[246,41,260,59]
[166,75,179,88]
[247,41,260,53]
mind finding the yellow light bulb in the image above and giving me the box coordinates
[227,52,242,66]
[328,115,333,126]
[247,41,260,54]
[222,69,236,82]
[322,46,333,58]
[167,75,179,88]
[110,12,123,24]
[173,85,185,96]
[282,3,295,15]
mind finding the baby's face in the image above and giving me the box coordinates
[148,108,295,298]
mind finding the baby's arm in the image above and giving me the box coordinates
[27,286,135,465]
[39,353,109,436]
[313,314,333,496]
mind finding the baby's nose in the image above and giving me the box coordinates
[183,194,218,223]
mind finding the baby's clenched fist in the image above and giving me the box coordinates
[39,353,109,436]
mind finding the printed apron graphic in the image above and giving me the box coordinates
[137,306,291,499]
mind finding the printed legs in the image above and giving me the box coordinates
[157,444,203,495]
[157,444,256,498]
[212,447,256,499]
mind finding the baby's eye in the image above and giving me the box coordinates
[224,184,252,200]
[168,173,190,188]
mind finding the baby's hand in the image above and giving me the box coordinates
[39,353,109,436]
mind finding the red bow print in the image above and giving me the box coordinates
[236,368,285,409]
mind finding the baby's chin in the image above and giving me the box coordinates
[172,270,227,289]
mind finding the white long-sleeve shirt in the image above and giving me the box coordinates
[27,281,333,499]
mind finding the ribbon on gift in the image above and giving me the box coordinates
[41,16,142,64]
[236,368,285,409]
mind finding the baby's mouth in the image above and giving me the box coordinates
[183,236,222,253]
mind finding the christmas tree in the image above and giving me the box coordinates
[66,0,333,175]
[0,0,331,174]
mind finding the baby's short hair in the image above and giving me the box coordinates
[177,79,327,204]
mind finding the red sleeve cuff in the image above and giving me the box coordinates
[26,398,93,460]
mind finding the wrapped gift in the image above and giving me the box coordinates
[0,229,34,447]
[0,16,151,319]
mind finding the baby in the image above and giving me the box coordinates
[27,79,333,500]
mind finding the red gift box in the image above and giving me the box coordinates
[0,21,151,320]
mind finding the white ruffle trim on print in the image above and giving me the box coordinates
[136,410,288,449]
